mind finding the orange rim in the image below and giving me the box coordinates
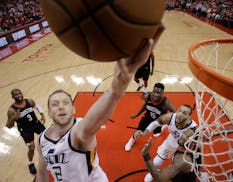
[188,38,233,101]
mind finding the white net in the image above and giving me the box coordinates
[184,39,233,182]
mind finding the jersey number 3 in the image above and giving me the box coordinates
[26,114,33,121]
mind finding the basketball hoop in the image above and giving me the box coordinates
[184,38,233,182]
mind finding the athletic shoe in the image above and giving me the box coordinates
[124,137,135,151]
[144,172,153,182]
[136,86,143,91]
[29,163,37,174]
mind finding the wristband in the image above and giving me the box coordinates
[35,104,43,113]
[143,153,151,161]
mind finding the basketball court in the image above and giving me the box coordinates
[0,11,232,182]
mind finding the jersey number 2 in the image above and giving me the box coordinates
[53,166,62,181]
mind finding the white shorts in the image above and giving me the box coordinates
[157,133,179,159]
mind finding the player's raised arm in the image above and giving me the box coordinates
[77,38,154,141]
[36,138,49,182]
[141,112,173,137]
[72,26,165,150]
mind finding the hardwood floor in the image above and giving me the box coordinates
[0,11,232,182]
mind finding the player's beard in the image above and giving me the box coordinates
[15,97,23,102]
[53,114,73,127]
[153,95,161,102]
[176,117,187,128]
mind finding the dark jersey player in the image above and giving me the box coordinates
[6,89,46,174]
[134,52,154,94]
[141,128,201,182]
[125,83,176,152]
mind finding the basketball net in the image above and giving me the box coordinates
[184,38,233,182]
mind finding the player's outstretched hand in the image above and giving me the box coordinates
[130,114,138,119]
[111,25,165,95]
[142,137,153,155]
[134,130,144,138]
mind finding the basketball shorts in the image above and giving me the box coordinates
[18,121,46,144]
[135,66,150,81]
[137,116,154,131]
[157,134,179,160]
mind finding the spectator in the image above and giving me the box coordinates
[0,0,44,32]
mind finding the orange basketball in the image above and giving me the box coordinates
[40,0,165,62]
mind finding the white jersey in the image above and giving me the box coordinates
[157,113,198,159]
[167,113,197,141]
[39,118,108,182]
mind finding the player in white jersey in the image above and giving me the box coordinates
[35,26,165,182]
[134,104,198,182]
[39,118,107,182]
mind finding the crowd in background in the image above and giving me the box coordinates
[166,0,233,28]
[0,0,232,34]
[0,0,43,33]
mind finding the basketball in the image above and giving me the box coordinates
[40,0,165,62]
